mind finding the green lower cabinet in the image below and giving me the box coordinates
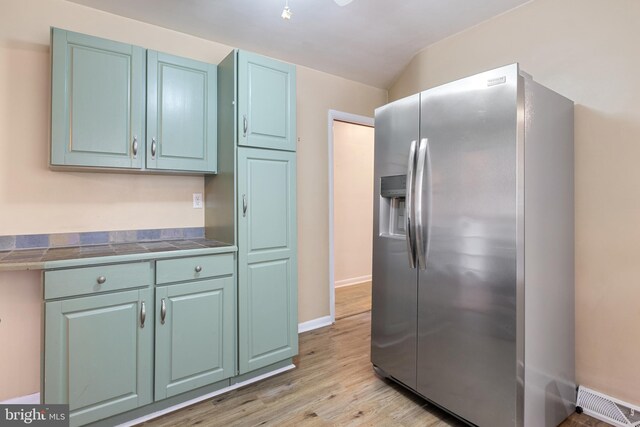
[44,289,153,427]
[154,277,235,399]
[237,147,298,374]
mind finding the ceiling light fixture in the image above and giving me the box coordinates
[281,0,292,20]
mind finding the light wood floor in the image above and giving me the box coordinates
[141,290,607,427]
[142,311,463,427]
[335,281,371,320]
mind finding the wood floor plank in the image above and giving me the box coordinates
[335,281,371,320]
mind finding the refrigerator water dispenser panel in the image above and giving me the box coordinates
[380,175,406,237]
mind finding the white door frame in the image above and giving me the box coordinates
[327,110,375,322]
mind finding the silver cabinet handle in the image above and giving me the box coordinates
[243,115,248,137]
[97,276,106,285]
[405,140,417,269]
[160,298,167,325]
[415,138,430,270]
[151,138,157,158]
[132,136,138,157]
[195,265,202,273]
[140,301,146,328]
[242,194,247,217]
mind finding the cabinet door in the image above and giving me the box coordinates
[147,51,217,173]
[155,277,235,399]
[44,289,153,427]
[237,51,296,151]
[50,28,145,169]
[238,147,298,374]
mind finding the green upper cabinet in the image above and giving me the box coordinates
[237,147,298,374]
[50,28,145,169]
[44,288,153,427]
[237,51,296,152]
[146,51,217,173]
[50,28,218,174]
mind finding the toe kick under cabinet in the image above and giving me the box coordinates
[43,252,237,427]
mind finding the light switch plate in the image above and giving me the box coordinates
[193,193,203,209]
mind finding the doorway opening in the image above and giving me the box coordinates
[328,110,375,322]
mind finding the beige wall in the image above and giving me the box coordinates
[297,68,386,322]
[332,121,374,286]
[0,271,42,401]
[389,0,640,407]
[0,0,387,400]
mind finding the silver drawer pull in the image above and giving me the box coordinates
[195,265,202,273]
[97,276,106,285]
[160,298,167,325]
[140,301,146,328]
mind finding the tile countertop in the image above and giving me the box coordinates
[0,239,237,271]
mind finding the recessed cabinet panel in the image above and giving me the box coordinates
[70,48,130,155]
[51,28,145,169]
[170,291,222,378]
[45,289,153,426]
[246,260,291,358]
[68,303,138,410]
[147,51,217,173]
[238,51,296,151]
[154,277,234,400]
[247,158,289,252]
[159,66,206,158]
[248,66,287,139]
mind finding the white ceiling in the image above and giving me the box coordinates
[67,0,531,88]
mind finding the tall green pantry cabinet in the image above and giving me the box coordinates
[206,50,298,374]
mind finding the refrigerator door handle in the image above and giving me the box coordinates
[405,140,418,269]
[415,138,430,270]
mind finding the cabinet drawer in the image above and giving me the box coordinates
[156,253,234,285]
[44,262,153,300]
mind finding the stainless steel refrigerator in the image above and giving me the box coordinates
[371,64,575,427]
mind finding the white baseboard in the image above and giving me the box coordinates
[298,315,333,333]
[335,275,371,288]
[119,364,295,427]
[1,392,40,404]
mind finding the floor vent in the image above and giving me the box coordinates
[577,386,640,427]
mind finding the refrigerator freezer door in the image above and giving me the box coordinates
[416,64,520,426]
[371,94,420,390]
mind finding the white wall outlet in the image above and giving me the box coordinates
[193,193,203,209]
